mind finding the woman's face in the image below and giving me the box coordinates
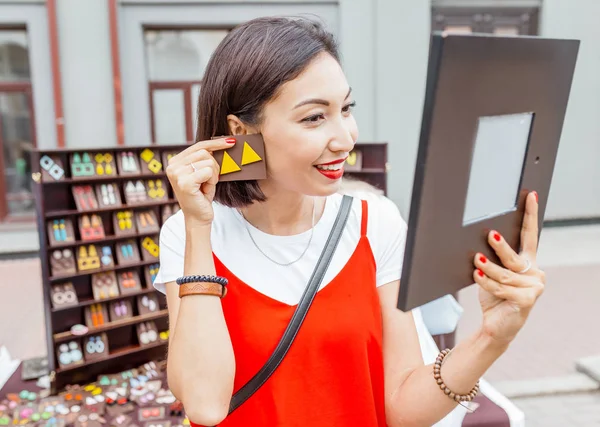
[258,52,358,197]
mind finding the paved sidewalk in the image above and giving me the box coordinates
[514,391,600,426]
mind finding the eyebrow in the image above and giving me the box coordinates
[293,87,352,109]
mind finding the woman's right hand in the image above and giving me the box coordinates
[165,137,236,228]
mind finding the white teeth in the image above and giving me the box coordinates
[316,162,344,171]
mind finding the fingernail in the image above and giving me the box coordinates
[493,232,501,242]
[225,138,236,144]
[477,269,485,277]
[533,191,538,203]
[479,255,487,264]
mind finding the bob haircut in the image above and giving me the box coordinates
[195,16,340,208]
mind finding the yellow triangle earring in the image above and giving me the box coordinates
[241,141,262,166]
[220,151,242,175]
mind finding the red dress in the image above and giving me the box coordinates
[192,200,386,426]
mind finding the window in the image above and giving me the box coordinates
[144,28,229,144]
[432,7,539,36]
[0,28,36,221]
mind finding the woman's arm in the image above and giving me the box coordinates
[165,225,235,426]
[379,280,507,427]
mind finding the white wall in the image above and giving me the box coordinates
[57,0,117,148]
[374,0,431,220]
[539,0,600,220]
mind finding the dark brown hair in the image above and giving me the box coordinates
[195,16,340,207]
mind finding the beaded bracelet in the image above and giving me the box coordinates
[434,349,480,405]
[176,275,228,287]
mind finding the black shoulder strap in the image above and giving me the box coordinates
[227,195,354,415]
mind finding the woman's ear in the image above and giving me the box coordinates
[226,114,258,136]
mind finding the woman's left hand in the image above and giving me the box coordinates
[473,191,546,346]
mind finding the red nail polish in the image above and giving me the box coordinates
[225,138,236,144]
[477,269,485,277]
[533,191,538,203]
[493,232,501,242]
[479,255,487,264]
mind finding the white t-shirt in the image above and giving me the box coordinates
[153,192,408,306]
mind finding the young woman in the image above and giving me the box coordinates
[154,16,546,427]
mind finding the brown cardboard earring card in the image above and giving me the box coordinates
[83,333,109,362]
[50,249,77,277]
[137,321,159,346]
[140,236,159,261]
[124,180,149,205]
[56,340,84,369]
[84,303,110,329]
[116,240,141,265]
[144,263,160,288]
[212,134,267,182]
[79,214,106,241]
[72,185,99,211]
[139,148,163,174]
[92,152,117,177]
[39,154,66,182]
[92,272,120,300]
[47,218,75,246]
[118,151,141,175]
[135,210,159,233]
[109,299,133,322]
[344,148,363,172]
[95,183,122,208]
[77,244,101,271]
[145,179,168,202]
[113,210,137,236]
[137,293,160,315]
[51,282,79,309]
[117,270,142,295]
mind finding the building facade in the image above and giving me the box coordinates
[0,0,598,253]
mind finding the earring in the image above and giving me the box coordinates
[139,323,149,345]
[60,219,68,241]
[86,337,97,354]
[58,344,72,365]
[69,341,83,362]
[120,301,127,316]
[95,337,105,353]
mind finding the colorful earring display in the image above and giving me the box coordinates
[135,210,159,233]
[137,293,159,315]
[99,245,114,268]
[124,180,148,204]
[211,134,267,182]
[113,210,137,236]
[146,179,167,201]
[39,154,65,181]
[118,270,141,294]
[85,303,108,328]
[47,218,75,246]
[70,152,95,177]
[79,214,105,241]
[56,340,84,368]
[50,282,78,309]
[84,333,109,361]
[95,183,121,208]
[147,263,160,285]
[50,249,77,277]
[92,272,119,300]
[77,245,101,271]
[72,185,99,211]
[94,152,116,176]
[137,321,158,346]
[116,240,140,265]
[110,300,132,321]
[119,151,140,174]
[139,149,163,174]
[141,236,159,260]
[344,148,363,171]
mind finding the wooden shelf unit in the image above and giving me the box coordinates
[31,144,187,391]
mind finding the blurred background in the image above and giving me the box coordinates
[0,0,598,426]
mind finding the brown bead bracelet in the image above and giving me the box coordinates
[434,349,480,403]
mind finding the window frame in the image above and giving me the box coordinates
[431,6,540,36]
[0,33,37,223]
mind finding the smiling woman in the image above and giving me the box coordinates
[152,15,544,427]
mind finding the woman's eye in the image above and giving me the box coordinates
[342,101,357,113]
[302,114,324,123]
